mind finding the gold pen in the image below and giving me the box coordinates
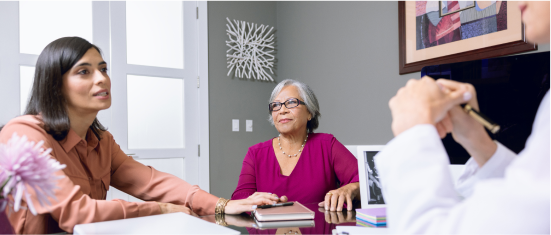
[461,104,500,134]
[425,75,501,134]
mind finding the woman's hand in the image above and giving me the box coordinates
[434,79,497,167]
[318,182,360,211]
[388,76,471,136]
[224,192,285,214]
[435,113,453,139]
[157,202,198,217]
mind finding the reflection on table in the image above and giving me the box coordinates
[201,203,356,235]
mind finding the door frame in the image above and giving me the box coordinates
[197,1,210,192]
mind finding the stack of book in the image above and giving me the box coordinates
[253,201,315,229]
[355,208,387,228]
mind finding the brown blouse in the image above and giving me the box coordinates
[0,115,218,234]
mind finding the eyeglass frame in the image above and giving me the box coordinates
[269,98,306,112]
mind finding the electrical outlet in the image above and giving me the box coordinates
[232,119,239,132]
[246,120,253,132]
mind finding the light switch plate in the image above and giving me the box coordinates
[246,120,253,132]
[232,119,239,132]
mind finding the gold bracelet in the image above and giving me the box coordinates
[215,213,228,226]
[221,198,230,214]
[215,198,230,214]
[215,198,224,214]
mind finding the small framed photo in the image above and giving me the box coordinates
[356,145,386,208]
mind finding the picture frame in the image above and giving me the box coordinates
[399,1,537,75]
[356,145,386,208]
[351,145,466,208]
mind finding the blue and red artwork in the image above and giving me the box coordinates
[416,1,508,50]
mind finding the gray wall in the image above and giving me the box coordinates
[208,2,279,199]
[276,1,550,145]
[208,1,550,197]
[276,1,413,145]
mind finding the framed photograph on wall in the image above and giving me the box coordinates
[356,145,386,208]
[399,1,537,75]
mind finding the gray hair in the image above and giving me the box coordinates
[268,79,321,133]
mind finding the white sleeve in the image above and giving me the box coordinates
[375,123,549,234]
[455,141,517,198]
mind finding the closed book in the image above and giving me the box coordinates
[254,219,315,229]
[254,201,315,222]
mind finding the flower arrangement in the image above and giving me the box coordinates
[0,133,66,215]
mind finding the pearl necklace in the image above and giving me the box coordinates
[278,134,308,158]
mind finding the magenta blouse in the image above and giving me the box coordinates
[231,133,359,204]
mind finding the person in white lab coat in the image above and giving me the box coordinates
[375,1,550,234]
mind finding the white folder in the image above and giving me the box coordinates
[73,212,239,235]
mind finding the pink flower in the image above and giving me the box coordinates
[0,133,66,215]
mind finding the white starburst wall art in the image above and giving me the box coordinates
[226,17,275,81]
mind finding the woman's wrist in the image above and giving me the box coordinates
[350,183,359,189]
[343,182,360,190]
[215,197,231,214]
[157,202,166,214]
[457,132,497,167]
[348,182,361,200]
[391,115,433,137]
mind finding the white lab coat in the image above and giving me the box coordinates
[375,92,550,234]
[455,141,516,199]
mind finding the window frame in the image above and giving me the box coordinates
[0,1,210,190]
[109,1,203,185]
[0,2,111,126]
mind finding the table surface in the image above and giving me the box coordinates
[201,203,360,235]
[52,203,379,235]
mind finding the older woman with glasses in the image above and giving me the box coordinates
[231,79,360,212]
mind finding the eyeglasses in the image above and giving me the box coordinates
[269,98,306,112]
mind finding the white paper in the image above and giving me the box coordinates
[335,226,388,235]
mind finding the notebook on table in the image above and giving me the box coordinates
[357,219,387,228]
[355,207,386,226]
[253,201,315,222]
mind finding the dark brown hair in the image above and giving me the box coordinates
[24,37,106,141]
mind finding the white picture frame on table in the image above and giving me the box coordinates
[356,145,386,208]
[348,145,467,209]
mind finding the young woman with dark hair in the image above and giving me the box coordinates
[23,38,106,141]
[0,37,281,234]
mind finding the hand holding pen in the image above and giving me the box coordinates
[389,76,498,168]
[434,79,498,167]
[388,76,473,137]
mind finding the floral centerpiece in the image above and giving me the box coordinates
[0,133,66,231]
